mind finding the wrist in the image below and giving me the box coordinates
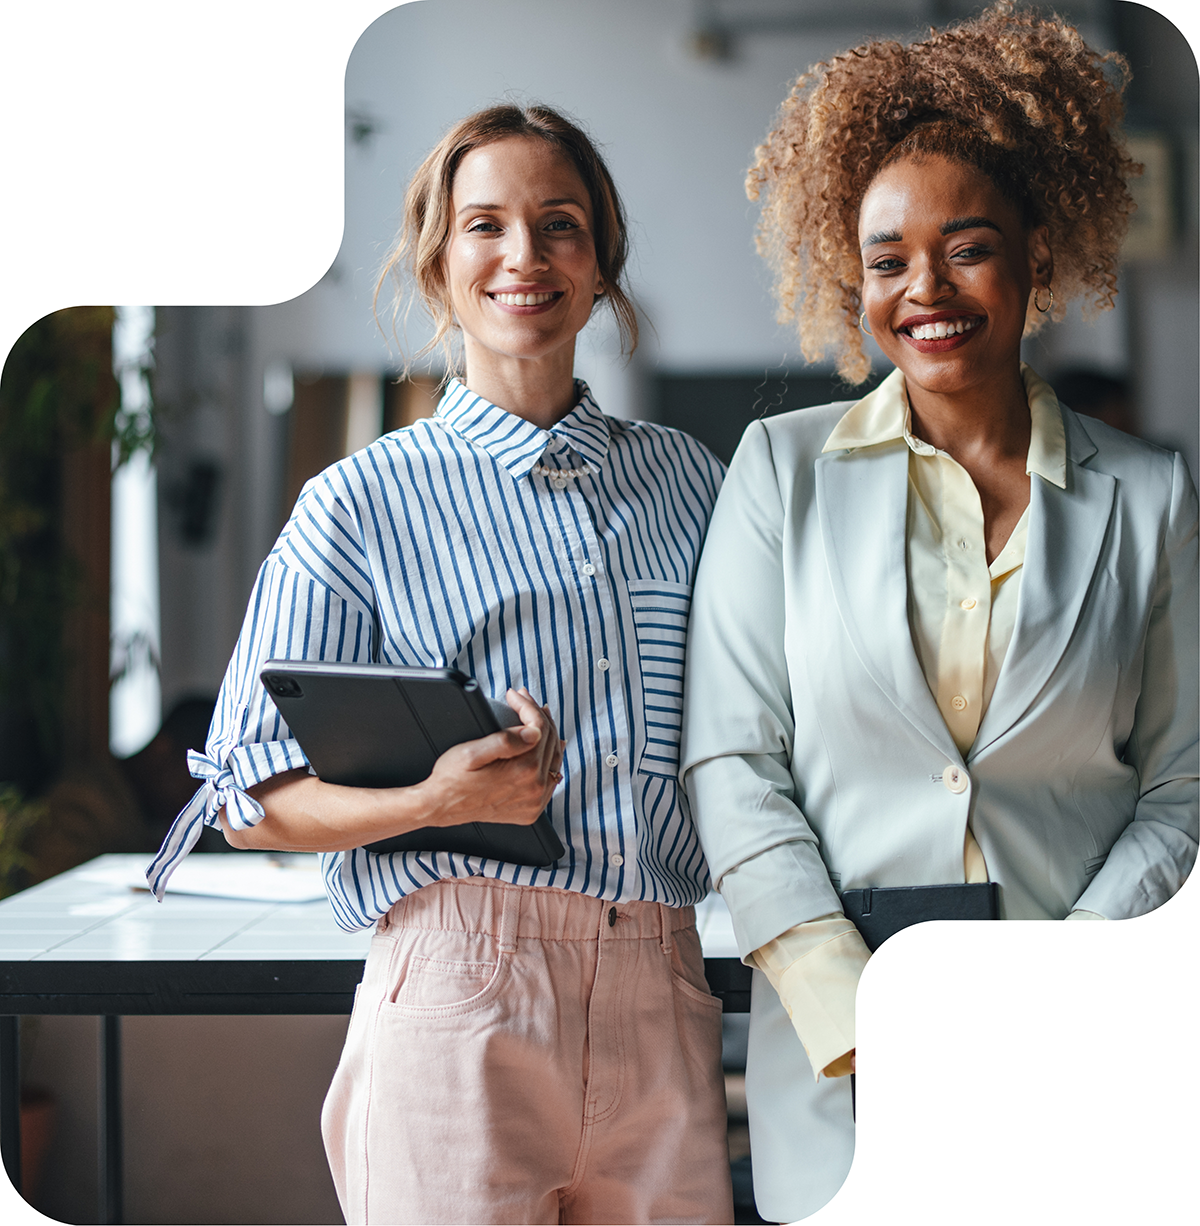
[400,775,447,829]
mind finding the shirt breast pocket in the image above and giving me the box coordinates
[628,579,691,778]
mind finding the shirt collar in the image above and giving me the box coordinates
[435,379,612,480]
[821,363,1067,489]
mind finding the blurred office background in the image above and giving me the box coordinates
[3,2,1195,1222]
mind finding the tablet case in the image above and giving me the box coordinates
[839,882,1000,952]
[259,660,566,865]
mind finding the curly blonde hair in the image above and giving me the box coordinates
[747,1,1139,384]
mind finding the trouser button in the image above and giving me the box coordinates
[608,906,617,927]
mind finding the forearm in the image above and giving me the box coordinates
[221,768,443,852]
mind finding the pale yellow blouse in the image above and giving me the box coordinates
[750,366,1102,1083]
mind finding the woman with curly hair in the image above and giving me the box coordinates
[681,3,1198,1218]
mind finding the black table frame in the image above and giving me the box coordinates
[1,956,750,1223]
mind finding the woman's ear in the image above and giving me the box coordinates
[1029,224,1053,288]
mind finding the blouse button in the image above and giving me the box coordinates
[960,597,977,610]
[597,657,610,671]
[943,765,969,794]
[951,695,968,711]
[582,562,596,576]
[605,753,619,768]
[553,477,568,490]
[610,853,624,867]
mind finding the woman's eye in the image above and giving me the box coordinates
[868,257,904,272]
[466,219,500,233]
[953,243,991,260]
[545,218,579,232]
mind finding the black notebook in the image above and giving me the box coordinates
[259,660,566,865]
[839,882,1000,952]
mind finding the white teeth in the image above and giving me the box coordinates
[492,292,557,306]
[907,317,980,341]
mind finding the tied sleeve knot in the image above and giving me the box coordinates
[143,751,266,901]
[186,749,266,831]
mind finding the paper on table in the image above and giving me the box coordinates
[80,854,328,903]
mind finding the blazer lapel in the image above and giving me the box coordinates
[815,442,961,762]
[971,416,1116,758]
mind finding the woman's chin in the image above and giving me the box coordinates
[891,352,1004,401]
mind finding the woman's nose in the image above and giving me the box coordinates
[504,224,549,272]
[907,257,954,303]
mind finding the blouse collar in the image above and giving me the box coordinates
[435,379,612,480]
[821,363,1067,489]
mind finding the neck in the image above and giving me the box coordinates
[461,344,579,430]
[905,364,1031,465]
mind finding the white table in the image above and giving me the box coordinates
[0,854,747,1222]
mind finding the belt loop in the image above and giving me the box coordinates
[498,885,520,954]
[658,903,672,956]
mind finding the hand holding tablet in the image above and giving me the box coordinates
[259,661,566,864]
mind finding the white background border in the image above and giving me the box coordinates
[0,3,1195,1223]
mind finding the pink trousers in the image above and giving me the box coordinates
[321,877,734,1225]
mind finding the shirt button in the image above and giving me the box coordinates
[951,695,968,711]
[582,562,596,576]
[943,765,969,794]
[605,753,619,768]
[553,477,568,490]
[597,657,610,671]
[610,853,624,867]
[960,598,977,610]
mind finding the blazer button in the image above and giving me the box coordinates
[943,765,969,794]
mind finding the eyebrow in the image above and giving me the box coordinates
[861,215,1002,247]
[456,197,586,215]
[940,215,1002,236]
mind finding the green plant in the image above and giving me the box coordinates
[0,308,124,788]
[0,784,47,899]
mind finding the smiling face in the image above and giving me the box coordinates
[444,135,604,391]
[858,154,1052,406]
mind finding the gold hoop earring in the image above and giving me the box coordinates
[1034,285,1054,314]
[859,312,874,337]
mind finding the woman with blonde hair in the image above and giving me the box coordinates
[681,4,1197,1219]
[149,104,733,1224]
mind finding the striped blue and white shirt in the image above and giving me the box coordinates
[147,381,725,930]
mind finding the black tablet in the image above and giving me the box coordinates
[259,660,565,865]
[839,882,999,952]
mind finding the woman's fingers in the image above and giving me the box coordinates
[505,689,564,776]
[535,706,559,776]
[453,726,537,771]
[506,686,548,729]
[424,687,566,825]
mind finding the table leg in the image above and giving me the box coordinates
[0,1016,19,1198]
[99,1015,123,1225]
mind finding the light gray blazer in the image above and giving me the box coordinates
[681,401,1198,1221]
